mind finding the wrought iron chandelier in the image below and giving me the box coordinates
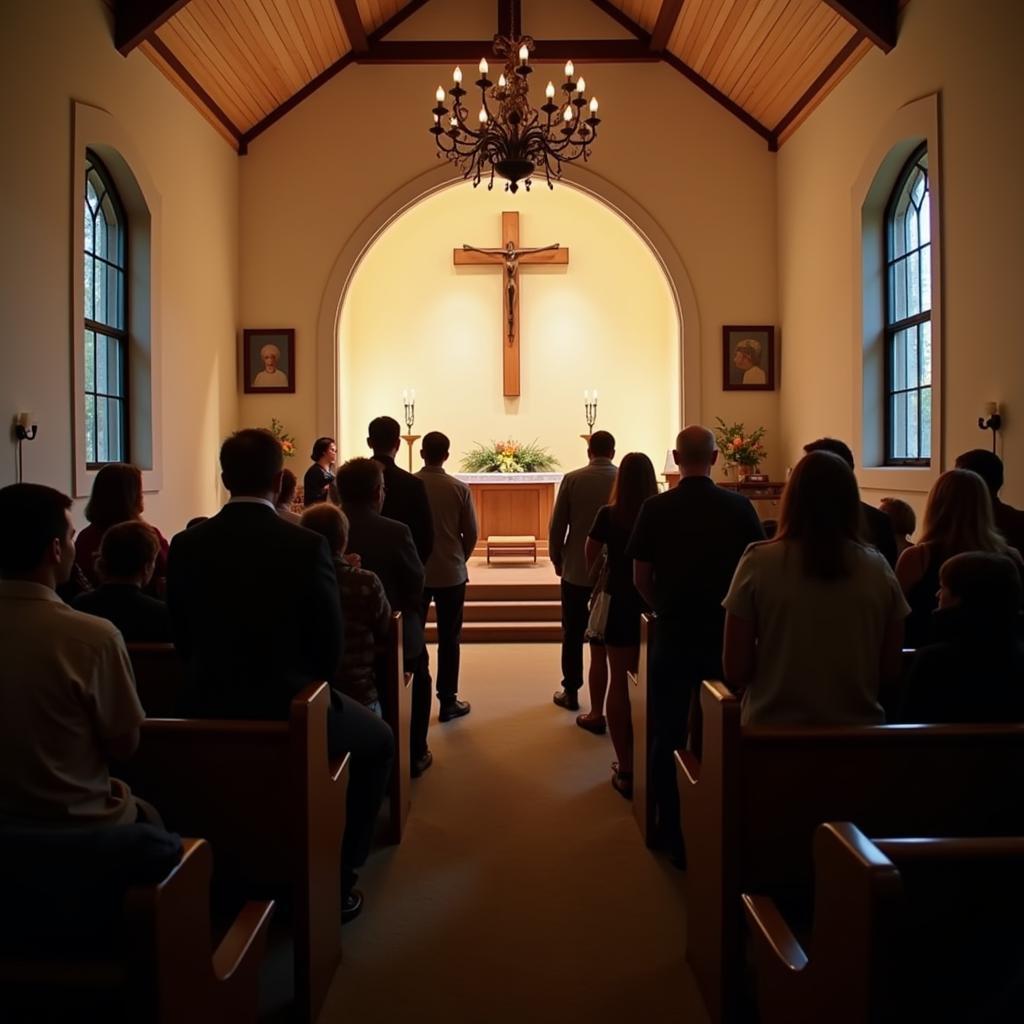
[429,33,600,194]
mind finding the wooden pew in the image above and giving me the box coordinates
[379,611,413,844]
[128,643,185,717]
[1,838,273,1023]
[743,823,1024,1023]
[675,681,1024,1023]
[627,613,656,843]
[128,683,349,1024]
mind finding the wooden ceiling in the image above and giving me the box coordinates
[114,0,899,152]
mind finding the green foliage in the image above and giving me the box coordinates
[460,439,559,473]
[714,417,766,469]
[270,418,297,458]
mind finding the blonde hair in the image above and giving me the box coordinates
[918,469,1008,555]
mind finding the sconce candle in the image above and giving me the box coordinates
[16,412,32,430]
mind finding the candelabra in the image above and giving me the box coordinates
[581,389,598,442]
[401,389,421,471]
[978,401,1002,454]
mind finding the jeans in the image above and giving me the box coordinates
[423,582,467,703]
[559,580,593,692]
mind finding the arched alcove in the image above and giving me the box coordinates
[316,164,701,468]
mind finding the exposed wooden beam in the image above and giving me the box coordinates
[587,0,651,43]
[650,0,685,52]
[822,0,898,52]
[115,0,193,56]
[334,0,368,53]
[358,39,659,64]
[661,51,775,148]
[146,34,242,148]
[368,0,434,44]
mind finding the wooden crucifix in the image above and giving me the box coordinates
[454,211,569,397]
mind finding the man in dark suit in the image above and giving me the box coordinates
[336,457,433,776]
[166,429,393,922]
[803,438,898,567]
[629,426,765,864]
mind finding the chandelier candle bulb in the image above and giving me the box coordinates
[576,76,586,94]
[479,58,488,74]
[563,107,573,121]
[519,44,529,63]
[436,86,444,102]
[546,81,555,98]
[590,97,599,113]
[479,108,488,123]
[453,66,462,83]
[498,73,507,88]
[565,60,574,77]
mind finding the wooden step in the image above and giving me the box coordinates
[427,600,561,623]
[465,582,560,602]
[426,621,561,643]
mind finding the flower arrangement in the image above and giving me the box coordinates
[714,417,766,471]
[461,439,559,474]
[269,418,297,459]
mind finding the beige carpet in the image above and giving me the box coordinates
[318,643,710,1024]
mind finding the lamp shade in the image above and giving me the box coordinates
[663,449,676,475]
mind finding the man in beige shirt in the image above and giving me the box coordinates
[0,483,144,828]
[416,431,479,721]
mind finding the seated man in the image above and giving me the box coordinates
[167,429,393,921]
[73,520,172,642]
[0,483,145,827]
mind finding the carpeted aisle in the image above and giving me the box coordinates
[319,643,709,1024]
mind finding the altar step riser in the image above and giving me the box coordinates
[426,622,561,644]
[465,583,560,602]
[428,601,561,623]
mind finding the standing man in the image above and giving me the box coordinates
[416,431,478,722]
[549,430,618,711]
[628,426,764,863]
[955,449,1024,554]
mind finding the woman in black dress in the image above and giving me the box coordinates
[578,452,658,797]
[303,436,337,507]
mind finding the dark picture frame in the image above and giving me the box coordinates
[723,325,775,391]
[242,329,295,394]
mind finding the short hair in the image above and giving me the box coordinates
[301,504,349,555]
[220,429,283,495]
[735,338,762,364]
[335,457,383,506]
[940,551,1023,623]
[97,521,159,580]
[675,426,716,466]
[954,449,1003,495]
[310,437,335,461]
[84,463,143,531]
[588,430,615,458]
[0,483,72,576]
[803,437,855,471]
[278,467,298,507]
[421,431,450,463]
[879,497,916,536]
[367,416,401,452]
[259,343,280,359]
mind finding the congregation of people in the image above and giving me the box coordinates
[1,413,1022,943]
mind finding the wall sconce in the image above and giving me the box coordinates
[978,401,1002,453]
[14,411,38,484]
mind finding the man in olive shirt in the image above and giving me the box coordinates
[416,431,479,721]
[549,430,617,710]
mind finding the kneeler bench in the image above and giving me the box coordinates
[128,682,349,1024]
[744,823,1024,1023]
[0,833,273,1023]
[675,680,1024,1023]
[486,535,537,563]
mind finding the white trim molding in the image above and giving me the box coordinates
[72,101,163,497]
[852,92,942,494]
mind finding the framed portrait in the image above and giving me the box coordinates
[242,328,295,394]
[723,325,775,391]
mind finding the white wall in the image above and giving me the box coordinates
[0,0,238,534]
[338,180,680,471]
[239,0,780,478]
[777,0,1024,513]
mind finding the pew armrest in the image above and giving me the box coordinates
[212,898,275,982]
[742,894,808,972]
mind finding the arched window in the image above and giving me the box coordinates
[885,145,930,465]
[84,151,128,465]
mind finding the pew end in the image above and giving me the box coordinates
[628,613,656,844]
[379,611,412,844]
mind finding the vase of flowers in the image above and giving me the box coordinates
[714,418,766,481]
[269,418,297,459]
[460,439,559,474]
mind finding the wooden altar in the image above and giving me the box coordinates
[455,473,561,557]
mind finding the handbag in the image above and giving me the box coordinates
[584,549,611,642]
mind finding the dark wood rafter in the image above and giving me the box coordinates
[650,0,685,52]
[587,0,651,41]
[115,0,193,56]
[497,0,520,40]
[147,34,243,147]
[822,0,898,52]
[334,0,368,53]
[357,39,659,63]
[770,32,865,145]
[367,0,434,45]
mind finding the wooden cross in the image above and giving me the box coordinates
[454,211,569,397]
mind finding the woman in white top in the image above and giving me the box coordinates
[722,450,910,725]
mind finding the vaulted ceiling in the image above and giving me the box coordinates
[112,0,900,153]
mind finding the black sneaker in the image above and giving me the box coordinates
[439,698,471,722]
[411,749,433,777]
[342,889,364,923]
[553,689,580,711]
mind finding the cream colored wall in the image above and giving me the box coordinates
[338,180,679,471]
[0,0,238,534]
[239,0,780,478]
[777,0,1024,515]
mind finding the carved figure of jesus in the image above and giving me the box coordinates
[462,241,561,345]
